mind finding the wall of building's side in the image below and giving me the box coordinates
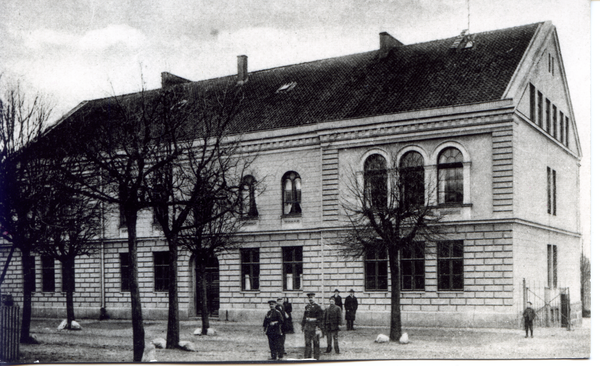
[512,118,579,232]
[0,246,102,319]
[512,223,582,326]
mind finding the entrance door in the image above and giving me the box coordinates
[560,292,570,328]
[196,256,220,317]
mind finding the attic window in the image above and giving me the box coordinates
[276,82,297,93]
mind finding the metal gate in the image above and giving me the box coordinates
[519,279,571,329]
[0,303,20,362]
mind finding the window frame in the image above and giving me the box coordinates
[364,154,388,210]
[282,246,303,291]
[537,91,543,128]
[437,147,464,205]
[41,255,55,293]
[120,253,131,292]
[364,247,388,291]
[241,175,259,219]
[282,172,302,216]
[437,240,464,291]
[399,151,425,210]
[153,251,170,292]
[241,248,260,291]
[401,244,425,291]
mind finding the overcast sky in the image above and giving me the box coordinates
[0,0,593,255]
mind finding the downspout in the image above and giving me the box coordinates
[99,201,106,319]
[320,139,325,307]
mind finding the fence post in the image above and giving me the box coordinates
[0,295,21,362]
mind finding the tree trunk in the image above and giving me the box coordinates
[125,208,145,362]
[198,259,210,335]
[388,245,402,342]
[166,234,180,348]
[65,257,76,329]
[19,247,35,343]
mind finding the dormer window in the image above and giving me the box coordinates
[276,82,297,93]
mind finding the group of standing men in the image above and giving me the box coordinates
[263,289,359,361]
[300,289,358,360]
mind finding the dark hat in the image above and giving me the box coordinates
[527,301,532,305]
[268,300,276,305]
[334,289,340,293]
[306,292,316,297]
[276,298,283,301]
[349,289,355,293]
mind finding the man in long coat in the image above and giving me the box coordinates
[523,301,536,338]
[263,300,284,360]
[332,289,343,309]
[344,289,358,330]
[301,292,323,360]
[323,296,343,354]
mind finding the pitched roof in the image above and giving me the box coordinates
[63,22,543,135]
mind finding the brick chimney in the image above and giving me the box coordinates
[237,55,248,84]
[379,32,403,59]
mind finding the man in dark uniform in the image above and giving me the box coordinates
[301,292,323,360]
[344,289,358,330]
[332,289,343,309]
[263,300,284,360]
[523,301,536,338]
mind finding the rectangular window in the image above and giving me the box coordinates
[529,84,536,124]
[545,99,551,133]
[547,167,557,216]
[552,169,557,215]
[565,117,570,147]
[120,253,130,292]
[153,251,170,292]
[437,241,464,291]
[547,244,558,288]
[548,53,552,73]
[282,246,303,290]
[41,256,55,292]
[538,92,544,128]
[559,112,564,143]
[26,256,36,292]
[61,261,75,292]
[365,247,388,291]
[119,205,126,228]
[241,248,260,291]
[401,245,425,291]
[552,105,557,138]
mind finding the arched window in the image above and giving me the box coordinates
[364,154,388,209]
[241,175,258,218]
[437,147,463,204]
[399,151,424,209]
[282,172,302,215]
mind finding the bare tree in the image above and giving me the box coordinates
[338,153,445,341]
[147,82,252,347]
[0,77,54,343]
[50,85,190,361]
[35,164,102,329]
[580,252,591,317]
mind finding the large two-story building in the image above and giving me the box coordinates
[0,21,582,328]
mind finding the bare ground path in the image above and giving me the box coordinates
[16,317,590,363]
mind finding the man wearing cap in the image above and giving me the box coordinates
[301,292,323,360]
[263,300,284,360]
[275,298,290,357]
[332,289,343,309]
[523,301,536,338]
[344,289,358,330]
[323,296,342,354]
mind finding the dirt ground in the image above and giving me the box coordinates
[14,317,590,363]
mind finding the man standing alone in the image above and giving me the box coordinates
[323,297,342,354]
[523,301,536,338]
[332,289,343,309]
[301,292,323,360]
[344,289,358,330]
[263,300,284,360]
